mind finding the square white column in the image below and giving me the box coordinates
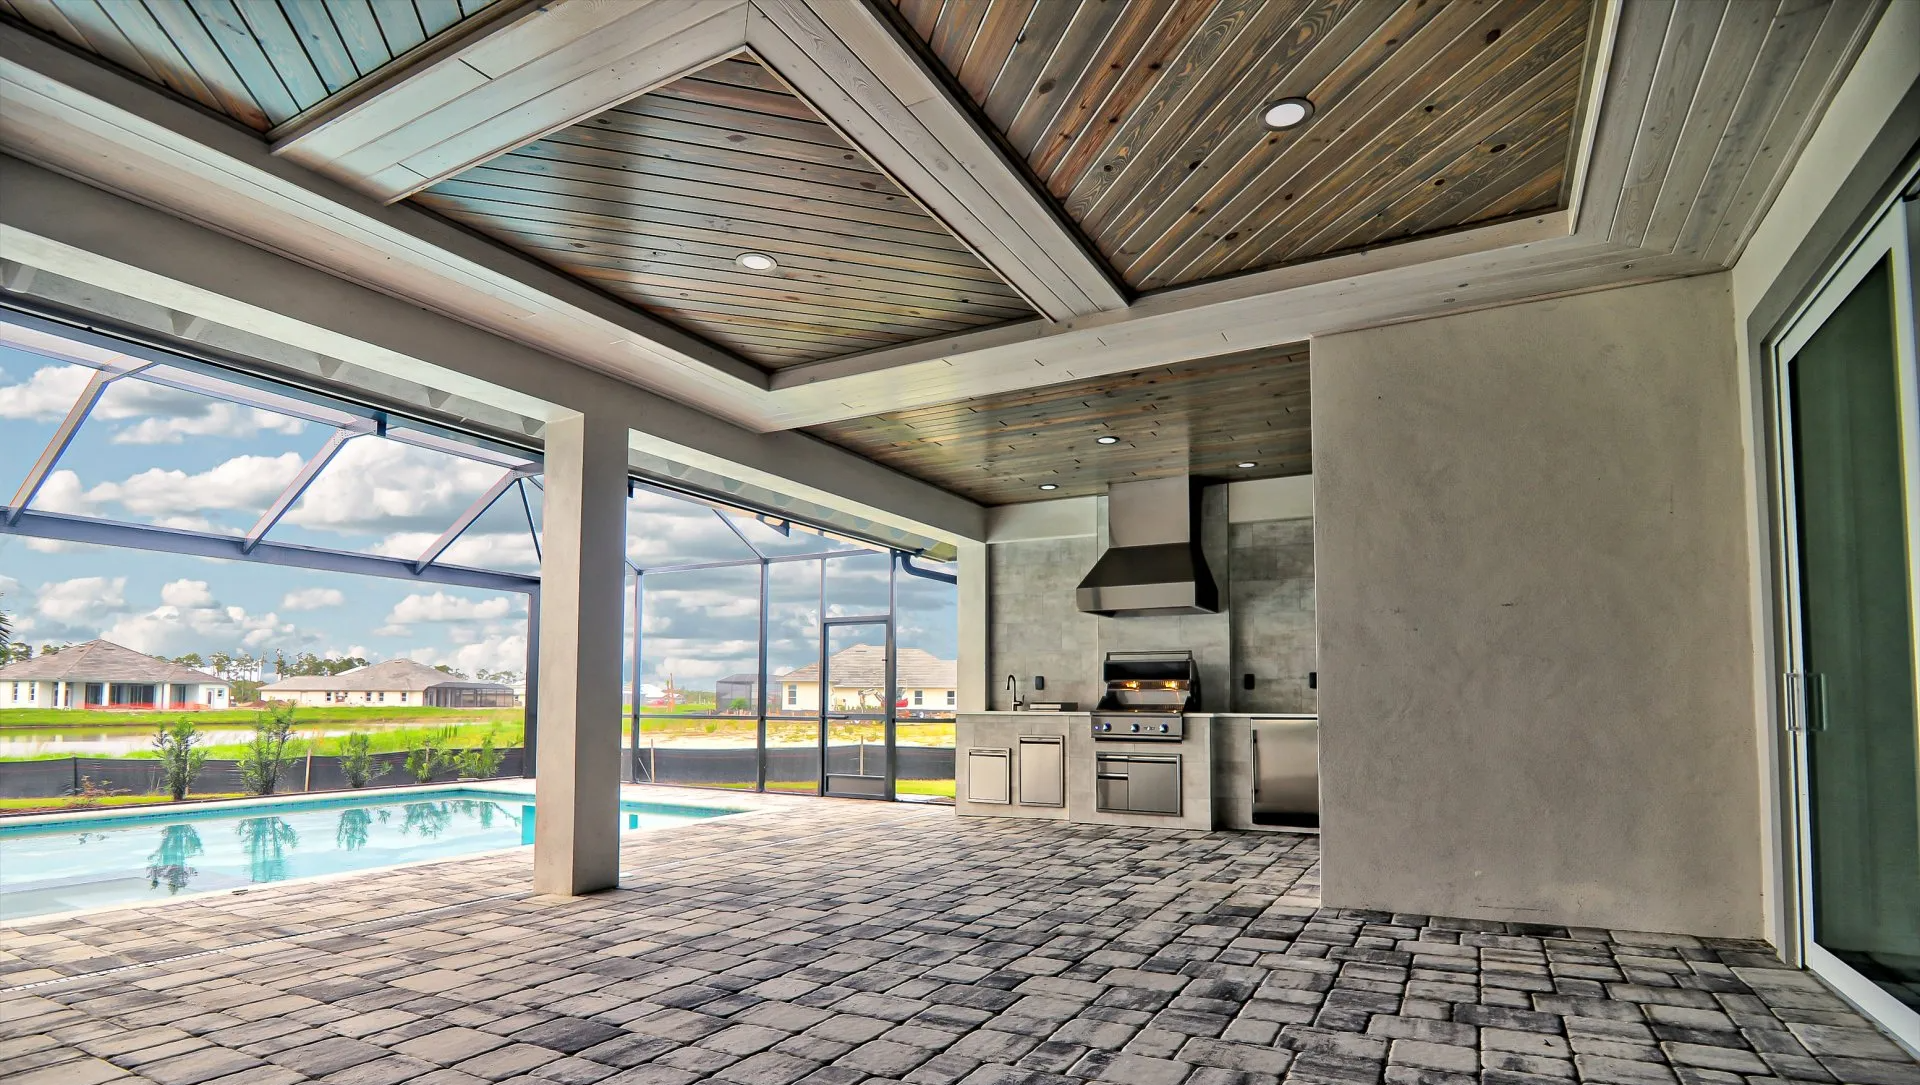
[532,410,629,897]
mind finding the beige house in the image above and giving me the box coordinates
[261,658,517,708]
[773,645,955,715]
[0,640,230,710]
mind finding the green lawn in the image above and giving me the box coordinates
[0,793,247,812]
[0,706,522,728]
[0,722,524,760]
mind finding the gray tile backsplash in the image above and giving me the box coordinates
[986,487,1315,714]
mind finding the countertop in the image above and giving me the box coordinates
[966,711,1316,718]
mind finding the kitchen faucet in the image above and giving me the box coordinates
[1005,673,1022,711]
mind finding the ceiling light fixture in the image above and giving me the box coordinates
[1039,483,1059,491]
[1095,436,1119,445]
[1261,97,1314,130]
[735,252,778,272]
[1238,462,1258,469]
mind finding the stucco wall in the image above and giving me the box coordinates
[1313,273,1764,937]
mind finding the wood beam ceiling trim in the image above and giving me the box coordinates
[265,0,1126,325]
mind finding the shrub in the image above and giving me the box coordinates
[455,731,505,779]
[66,776,130,809]
[339,732,388,789]
[238,702,301,796]
[153,720,209,801]
[405,736,450,784]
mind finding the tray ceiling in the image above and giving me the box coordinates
[809,342,1310,504]
[0,0,502,131]
[890,0,1593,291]
[413,55,1038,372]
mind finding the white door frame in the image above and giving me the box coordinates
[1769,190,1920,1053]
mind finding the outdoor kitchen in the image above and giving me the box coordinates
[956,475,1319,832]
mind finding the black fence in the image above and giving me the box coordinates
[0,743,955,801]
[0,748,526,800]
[635,743,954,787]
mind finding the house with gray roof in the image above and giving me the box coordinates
[261,658,517,708]
[773,645,955,716]
[0,640,231,711]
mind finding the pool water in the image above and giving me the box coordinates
[0,789,743,920]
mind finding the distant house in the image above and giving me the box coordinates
[261,658,517,708]
[714,673,759,711]
[0,640,231,711]
[773,645,956,715]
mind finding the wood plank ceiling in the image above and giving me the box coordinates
[413,55,1037,371]
[889,0,1593,291]
[808,342,1310,504]
[0,0,501,131]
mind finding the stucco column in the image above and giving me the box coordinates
[532,409,629,897]
[956,541,988,712]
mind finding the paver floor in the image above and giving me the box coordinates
[2,791,1914,1085]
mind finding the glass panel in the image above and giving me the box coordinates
[435,478,541,572]
[1788,256,1920,1011]
[0,349,90,490]
[825,550,891,617]
[765,560,821,793]
[825,622,888,797]
[272,433,508,554]
[894,561,957,803]
[30,367,335,535]
[627,488,756,570]
[638,566,760,718]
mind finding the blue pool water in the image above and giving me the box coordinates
[0,789,743,920]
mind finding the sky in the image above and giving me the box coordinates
[0,343,956,691]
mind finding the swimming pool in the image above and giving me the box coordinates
[0,788,745,920]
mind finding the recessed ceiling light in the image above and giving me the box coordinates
[1038,483,1058,491]
[735,252,778,272]
[1237,462,1258,469]
[1095,436,1119,445]
[1262,98,1314,130]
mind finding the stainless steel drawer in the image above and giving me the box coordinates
[1094,752,1181,816]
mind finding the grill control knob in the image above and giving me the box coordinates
[1159,722,1170,733]
[1130,723,1140,733]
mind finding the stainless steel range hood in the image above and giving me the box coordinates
[1075,476,1220,616]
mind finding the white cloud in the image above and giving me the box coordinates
[160,580,215,608]
[29,470,97,516]
[283,439,510,537]
[385,592,515,625]
[99,602,301,657]
[281,587,345,611]
[371,528,540,572]
[83,454,304,519]
[36,575,126,627]
[110,403,305,445]
[406,634,528,677]
[0,363,91,420]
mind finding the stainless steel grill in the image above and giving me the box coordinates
[1091,651,1198,741]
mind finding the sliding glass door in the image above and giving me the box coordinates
[1776,195,1920,1047]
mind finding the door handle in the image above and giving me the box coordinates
[1252,731,1260,799]
[1783,672,1805,733]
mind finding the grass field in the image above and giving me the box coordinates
[0,706,523,728]
[0,722,525,761]
[0,793,247,812]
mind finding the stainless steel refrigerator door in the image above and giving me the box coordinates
[1252,717,1319,815]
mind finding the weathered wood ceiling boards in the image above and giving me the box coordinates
[0,0,502,131]
[413,55,1038,371]
[808,343,1311,503]
[889,0,1594,290]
